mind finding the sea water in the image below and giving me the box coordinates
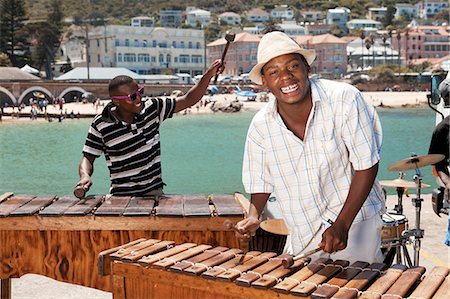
[0,108,437,197]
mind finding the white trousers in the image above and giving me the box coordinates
[285,215,384,264]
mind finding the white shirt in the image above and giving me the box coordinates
[242,78,384,254]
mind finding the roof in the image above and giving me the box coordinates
[294,34,346,45]
[246,8,269,17]
[219,12,240,18]
[0,67,41,81]
[55,67,142,80]
[208,32,260,46]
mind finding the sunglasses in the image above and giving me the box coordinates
[113,86,144,102]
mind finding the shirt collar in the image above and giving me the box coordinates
[99,99,148,124]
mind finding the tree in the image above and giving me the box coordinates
[382,5,396,28]
[0,0,27,66]
[24,0,64,79]
[0,52,11,66]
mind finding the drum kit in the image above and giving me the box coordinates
[380,153,445,267]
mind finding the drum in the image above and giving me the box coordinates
[381,213,408,241]
[100,238,450,299]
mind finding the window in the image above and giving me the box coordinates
[124,53,136,62]
[125,39,130,46]
[143,40,148,47]
[97,54,100,62]
[166,54,171,63]
[115,39,120,46]
[172,41,177,48]
[153,40,157,47]
[191,55,202,63]
[159,54,164,62]
[180,41,185,48]
[138,54,150,62]
[117,53,122,62]
[134,39,139,47]
[188,41,193,48]
[179,55,190,63]
[196,42,201,49]
[97,39,100,47]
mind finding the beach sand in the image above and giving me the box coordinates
[0,91,430,124]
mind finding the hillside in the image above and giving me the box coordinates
[23,0,420,24]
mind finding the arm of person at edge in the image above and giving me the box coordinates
[235,193,270,239]
[76,154,96,192]
[320,163,379,253]
[173,59,224,113]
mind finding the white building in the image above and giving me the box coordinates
[346,19,382,32]
[278,21,306,35]
[367,7,387,22]
[185,8,211,28]
[270,5,294,21]
[327,7,351,31]
[131,16,154,28]
[395,3,419,19]
[418,0,449,19]
[301,11,324,23]
[246,8,270,23]
[79,26,206,76]
[218,12,241,26]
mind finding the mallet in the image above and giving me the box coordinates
[73,185,86,199]
[224,219,249,265]
[281,247,322,268]
[213,31,236,84]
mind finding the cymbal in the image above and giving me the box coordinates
[260,218,289,236]
[379,178,430,189]
[387,154,445,171]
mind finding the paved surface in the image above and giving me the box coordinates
[6,193,449,298]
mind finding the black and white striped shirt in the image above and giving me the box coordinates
[82,97,176,196]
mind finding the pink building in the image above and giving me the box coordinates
[294,34,348,78]
[207,32,348,78]
[393,25,450,65]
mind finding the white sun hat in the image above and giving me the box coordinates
[249,31,316,85]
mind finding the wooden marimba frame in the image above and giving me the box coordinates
[100,238,450,299]
[0,192,247,299]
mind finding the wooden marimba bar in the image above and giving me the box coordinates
[100,238,450,299]
[0,192,245,299]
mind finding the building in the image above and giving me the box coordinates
[131,16,154,28]
[278,21,306,35]
[218,12,241,26]
[327,7,351,31]
[300,11,324,23]
[418,0,449,19]
[159,10,183,28]
[270,5,294,21]
[305,23,334,35]
[185,8,211,28]
[395,3,419,19]
[346,19,382,32]
[82,26,206,76]
[346,36,399,71]
[294,34,348,78]
[207,32,260,76]
[367,7,387,21]
[245,8,270,23]
[393,25,450,64]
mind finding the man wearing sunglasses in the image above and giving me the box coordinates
[76,59,224,196]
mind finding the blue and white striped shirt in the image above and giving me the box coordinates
[242,78,384,254]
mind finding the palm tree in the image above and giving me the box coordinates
[381,33,388,65]
[386,25,395,64]
[404,29,410,67]
[359,28,366,70]
[396,29,402,73]
[365,37,373,68]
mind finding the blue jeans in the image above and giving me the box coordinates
[445,212,450,246]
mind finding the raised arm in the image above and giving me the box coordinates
[174,59,223,113]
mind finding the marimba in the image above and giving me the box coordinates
[0,192,247,298]
[100,238,450,299]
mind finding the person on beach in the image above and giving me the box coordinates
[428,75,450,246]
[76,59,224,196]
[235,31,384,263]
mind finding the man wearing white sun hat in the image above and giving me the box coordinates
[235,31,384,264]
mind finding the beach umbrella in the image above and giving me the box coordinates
[236,90,257,97]
[33,91,45,98]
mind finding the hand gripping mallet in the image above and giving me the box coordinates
[281,247,322,268]
[213,31,236,85]
[224,219,249,265]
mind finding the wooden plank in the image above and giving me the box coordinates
[155,194,183,217]
[0,193,13,205]
[63,195,103,215]
[1,278,11,299]
[122,197,155,216]
[433,272,450,299]
[95,196,131,216]
[359,264,408,299]
[10,196,55,216]
[212,194,245,216]
[408,266,449,299]
[0,195,35,217]
[183,194,211,217]
[39,196,80,216]
[98,238,147,276]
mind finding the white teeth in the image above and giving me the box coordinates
[281,84,298,93]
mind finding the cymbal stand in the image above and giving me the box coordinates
[393,172,406,215]
[401,157,424,267]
